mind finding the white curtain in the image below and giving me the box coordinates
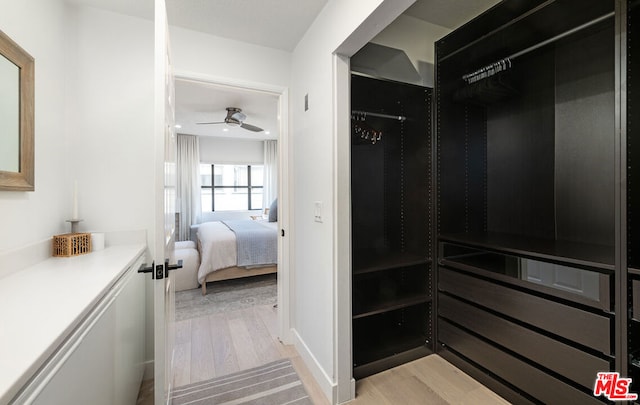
[263,140,278,210]
[177,134,201,241]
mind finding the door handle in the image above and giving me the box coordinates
[138,261,164,279]
[138,261,154,274]
[164,259,183,278]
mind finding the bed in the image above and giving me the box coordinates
[197,219,278,295]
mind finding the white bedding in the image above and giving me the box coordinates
[196,220,277,284]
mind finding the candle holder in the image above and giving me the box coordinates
[66,219,83,234]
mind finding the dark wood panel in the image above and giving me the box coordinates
[352,303,430,371]
[554,22,615,246]
[352,252,430,275]
[486,48,556,239]
[351,73,433,376]
[438,267,611,353]
[438,350,537,405]
[439,232,614,270]
[353,346,432,380]
[354,294,431,319]
[437,0,614,68]
[629,0,640,269]
[351,74,431,263]
[439,320,604,405]
[438,293,611,389]
[634,280,640,322]
[439,241,612,311]
[437,101,474,234]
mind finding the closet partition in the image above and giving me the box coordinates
[436,0,622,403]
[351,74,433,379]
[628,0,640,397]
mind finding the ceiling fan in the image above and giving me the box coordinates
[197,107,263,132]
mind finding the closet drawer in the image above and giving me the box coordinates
[439,320,604,405]
[438,267,611,354]
[440,241,612,311]
[438,293,611,389]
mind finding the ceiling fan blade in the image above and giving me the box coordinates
[196,121,226,125]
[240,122,264,132]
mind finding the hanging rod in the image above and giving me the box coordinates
[461,11,614,83]
[352,110,406,122]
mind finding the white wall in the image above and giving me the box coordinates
[0,0,71,253]
[170,25,291,88]
[198,137,264,164]
[65,6,155,244]
[371,14,450,67]
[370,14,450,85]
[289,0,414,402]
[0,2,156,255]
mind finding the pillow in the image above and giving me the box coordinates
[268,198,278,222]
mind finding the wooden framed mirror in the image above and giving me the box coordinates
[0,29,34,191]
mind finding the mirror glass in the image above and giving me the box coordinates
[0,29,34,191]
[0,53,20,173]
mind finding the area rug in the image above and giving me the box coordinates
[175,274,277,321]
[170,359,312,405]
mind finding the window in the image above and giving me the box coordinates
[200,164,263,211]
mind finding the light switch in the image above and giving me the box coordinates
[314,201,323,223]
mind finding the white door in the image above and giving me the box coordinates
[154,0,177,404]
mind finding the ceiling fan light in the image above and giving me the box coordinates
[231,111,247,122]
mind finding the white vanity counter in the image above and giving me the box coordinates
[0,244,146,404]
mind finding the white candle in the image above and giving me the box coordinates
[72,180,78,219]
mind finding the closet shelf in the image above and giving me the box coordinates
[438,0,613,64]
[353,252,431,275]
[353,330,430,371]
[439,232,614,272]
[353,294,432,320]
[353,346,432,380]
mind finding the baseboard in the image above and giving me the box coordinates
[291,328,336,404]
[142,360,154,381]
[344,378,356,405]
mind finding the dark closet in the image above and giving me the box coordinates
[628,0,640,398]
[436,0,621,403]
[351,74,433,379]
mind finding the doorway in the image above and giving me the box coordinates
[171,73,292,384]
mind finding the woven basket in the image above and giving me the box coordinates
[53,233,92,257]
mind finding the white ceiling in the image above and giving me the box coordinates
[66,0,499,141]
[175,79,279,141]
[166,0,328,52]
[66,0,328,52]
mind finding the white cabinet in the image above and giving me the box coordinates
[13,254,145,405]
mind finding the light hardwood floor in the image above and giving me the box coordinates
[350,355,510,404]
[169,301,509,404]
[171,303,330,405]
[139,299,509,405]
